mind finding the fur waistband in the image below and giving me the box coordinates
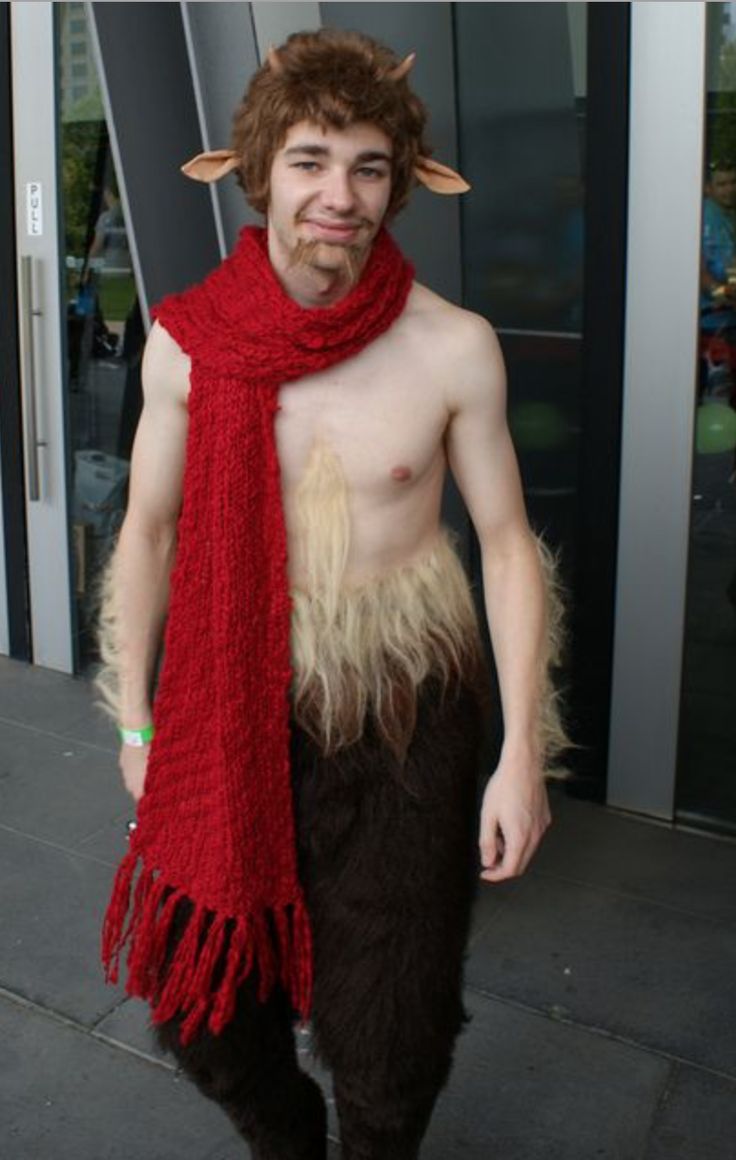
[288,440,483,759]
[290,528,484,760]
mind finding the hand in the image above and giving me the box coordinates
[119,742,150,802]
[478,748,551,883]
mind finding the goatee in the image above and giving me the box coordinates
[288,236,369,289]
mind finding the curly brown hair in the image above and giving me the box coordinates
[230,29,431,219]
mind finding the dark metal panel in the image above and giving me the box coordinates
[321,2,463,305]
[569,2,631,796]
[0,3,31,660]
[90,2,220,312]
[183,1,261,252]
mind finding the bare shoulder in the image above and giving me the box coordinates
[404,283,505,409]
[142,320,191,408]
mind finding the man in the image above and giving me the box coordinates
[700,160,736,401]
[98,29,567,1160]
[702,160,736,310]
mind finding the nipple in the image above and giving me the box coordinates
[390,465,412,483]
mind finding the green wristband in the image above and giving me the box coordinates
[118,724,155,747]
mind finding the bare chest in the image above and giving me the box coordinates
[275,343,449,499]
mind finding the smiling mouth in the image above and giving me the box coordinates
[301,220,365,238]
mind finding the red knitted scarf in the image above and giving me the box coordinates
[101,225,414,1045]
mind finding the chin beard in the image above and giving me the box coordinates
[288,236,369,289]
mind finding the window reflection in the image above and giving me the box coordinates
[59,2,143,668]
[677,2,736,830]
[455,2,586,561]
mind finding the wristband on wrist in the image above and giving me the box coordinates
[118,724,155,747]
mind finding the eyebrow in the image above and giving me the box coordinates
[284,144,392,164]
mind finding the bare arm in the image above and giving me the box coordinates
[444,312,555,881]
[96,320,190,799]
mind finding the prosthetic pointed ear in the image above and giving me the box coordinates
[181,149,240,183]
[414,156,470,195]
[386,52,416,82]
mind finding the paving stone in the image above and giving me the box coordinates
[95,995,160,1058]
[423,989,669,1159]
[0,718,127,849]
[467,873,736,1077]
[97,1002,340,1155]
[4,656,736,1159]
[0,827,124,1025]
[468,874,523,947]
[0,994,244,1160]
[536,791,736,924]
[644,1063,736,1160]
[0,655,113,750]
[75,810,133,866]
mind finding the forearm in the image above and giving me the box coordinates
[95,515,176,725]
[481,528,545,744]
[481,528,568,770]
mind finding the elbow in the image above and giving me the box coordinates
[118,511,178,558]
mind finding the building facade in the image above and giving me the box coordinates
[2,2,734,835]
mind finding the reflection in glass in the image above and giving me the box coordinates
[58,2,144,669]
[455,2,586,560]
[678,2,736,830]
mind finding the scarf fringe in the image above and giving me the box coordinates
[101,851,313,1046]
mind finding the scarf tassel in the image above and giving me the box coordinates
[101,853,314,1047]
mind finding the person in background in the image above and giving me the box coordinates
[700,160,736,402]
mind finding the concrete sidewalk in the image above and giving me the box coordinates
[1,654,735,1159]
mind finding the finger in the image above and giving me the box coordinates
[479,821,501,870]
[481,839,526,882]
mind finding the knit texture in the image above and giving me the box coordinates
[101,225,414,1045]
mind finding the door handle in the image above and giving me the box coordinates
[19,255,47,502]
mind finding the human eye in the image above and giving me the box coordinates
[293,160,320,172]
[356,165,387,180]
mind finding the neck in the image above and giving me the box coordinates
[266,224,373,308]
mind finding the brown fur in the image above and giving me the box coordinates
[155,676,485,1159]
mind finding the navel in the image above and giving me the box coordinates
[390,464,413,483]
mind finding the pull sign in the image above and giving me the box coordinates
[26,182,43,236]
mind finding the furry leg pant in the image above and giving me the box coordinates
[154,677,484,1159]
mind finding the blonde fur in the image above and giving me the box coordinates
[93,548,124,723]
[533,534,573,779]
[291,441,572,774]
[290,443,484,759]
[94,441,571,777]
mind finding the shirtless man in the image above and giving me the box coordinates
[99,29,565,1160]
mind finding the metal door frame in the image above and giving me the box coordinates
[10,1,74,672]
[607,2,706,818]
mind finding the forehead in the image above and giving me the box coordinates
[278,119,393,159]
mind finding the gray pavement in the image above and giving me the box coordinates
[1,654,735,1159]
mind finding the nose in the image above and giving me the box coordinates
[322,167,356,213]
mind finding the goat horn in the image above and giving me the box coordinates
[267,45,283,74]
[387,52,416,82]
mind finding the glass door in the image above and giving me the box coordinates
[11,1,141,674]
[58,1,141,672]
[676,1,736,833]
[11,1,74,672]
[453,3,631,795]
